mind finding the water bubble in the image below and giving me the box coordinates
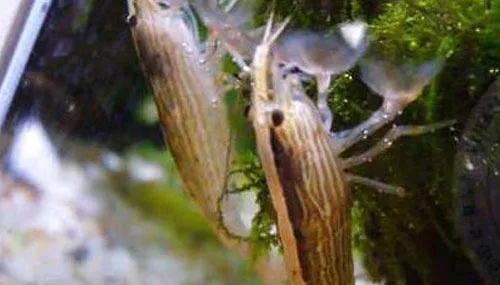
[488,68,500,75]
[210,98,219,107]
[269,224,277,235]
[181,42,193,54]
[464,156,475,170]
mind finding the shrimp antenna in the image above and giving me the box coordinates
[262,11,291,46]
[269,16,291,44]
[263,11,275,42]
[224,0,239,13]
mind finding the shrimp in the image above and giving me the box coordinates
[247,15,453,285]
[126,1,284,284]
[128,0,229,225]
[248,16,353,285]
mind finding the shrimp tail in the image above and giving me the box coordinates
[339,20,368,55]
[360,57,444,109]
[192,0,260,60]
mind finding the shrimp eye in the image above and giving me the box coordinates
[126,15,137,27]
[157,1,170,9]
[271,109,284,127]
[244,105,251,118]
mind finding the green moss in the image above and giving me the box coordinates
[223,158,280,265]
[224,88,257,160]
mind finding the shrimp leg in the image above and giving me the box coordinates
[332,58,444,154]
[332,107,398,154]
[341,120,455,169]
[316,73,334,132]
[346,174,405,196]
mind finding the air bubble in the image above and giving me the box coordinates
[210,98,219,107]
[488,68,500,75]
[181,42,193,54]
[269,224,277,235]
[464,156,475,170]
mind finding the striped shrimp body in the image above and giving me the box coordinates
[249,17,454,285]
[249,18,353,285]
[127,0,230,225]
